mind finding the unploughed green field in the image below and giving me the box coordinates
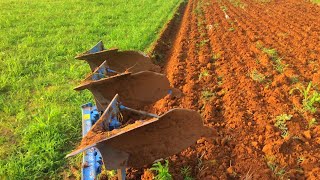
[0,0,181,179]
[313,0,320,4]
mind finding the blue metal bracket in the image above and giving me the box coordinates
[87,41,105,54]
[91,60,119,81]
[81,103,103,180]
[81,100,127,180]
[81,41,125,180]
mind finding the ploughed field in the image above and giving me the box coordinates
[141,0,320,179]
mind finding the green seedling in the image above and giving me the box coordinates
[220,5,228,12]
[274,114,292,138]
[199,69,210,80]
[181,166,194,180]
[229,0,247,9]
[275,168,286,177]
[228,27,235,32]
[273,57,287,73]
[256,41,264,49]
[212,52,221,61]
[217,76,223,86]
[199,39,209,47]
[264,156,287,178]
[194,6,202,14]
[308,118,318,128]
[198,20,204,27]
[194,1,204,15]
[290,82,320,113]
[150,160,172,180]
[265,156,277,172]
[258,44,287,73]
[250,70,265,83]
[281,131,290,139]
[202,90,215,101]
[200,32,206,38]
[290,75,299,84]
[262,47,278,59]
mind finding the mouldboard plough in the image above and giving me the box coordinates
[66,41,208,180]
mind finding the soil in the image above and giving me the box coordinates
[136,0,320,179]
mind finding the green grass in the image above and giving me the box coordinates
[262,47,278,59]
[0,0,182,179]
[201,90,215,101]
[250,69,265,83]
[308,118,318,129]
[229,0,247,9]
[273,57,287,73]
[290,82,320,113]
[181,166,194,180]
[150,160,172,180]
[212,52,221,61]
[198,69,210,80]
[257,43,287,73]
[274,114,292,138]
[312,0,320,4]
[264,155,287,179]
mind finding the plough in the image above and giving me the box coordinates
[67,41,208,179]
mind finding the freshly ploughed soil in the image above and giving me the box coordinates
[133,0,320,179]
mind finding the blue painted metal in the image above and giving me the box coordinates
[79,94,165,180]
[106,68,118,74]
[91,63,118,81]
[87,41,105,54]
[81,98,123,179]
[102,94,122,131]
[81,41,125,179]
[109,116,121,130]
[92,67,107,80]
[81,103,103,180]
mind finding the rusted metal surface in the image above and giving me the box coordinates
[74,71,170,111]
[76,49,160,73]
[68,109,209,169]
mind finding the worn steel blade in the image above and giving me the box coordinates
[67,108,209,169]
[74,71,170,111]
[76,46,160,73]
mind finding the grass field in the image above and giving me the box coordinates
[0,0,182,179]
[313,0,320,4]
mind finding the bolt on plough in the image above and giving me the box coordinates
[66,41,209,180]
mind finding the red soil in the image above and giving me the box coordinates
[139,0,320,179]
